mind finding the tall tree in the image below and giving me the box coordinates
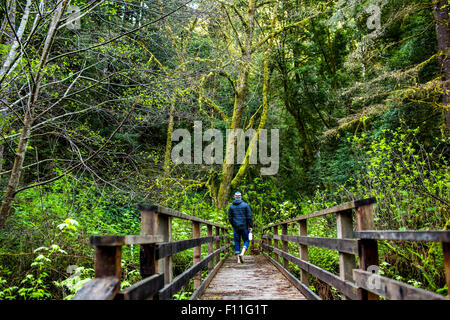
[433,0,450,129]
[0,0,195,228]
[192,0,311,210]
[0,0,70,228]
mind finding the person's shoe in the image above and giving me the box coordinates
[236,254,241,263]
[239,247,246,263]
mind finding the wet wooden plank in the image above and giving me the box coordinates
[199,255,307,300]
[72,277,119,300]
[263,252,321,300]
[190,253,229,300]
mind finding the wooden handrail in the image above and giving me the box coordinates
[354,230,450,242]
[261,197,450,300]
[264,197,376,229]
[353,269,446,300]
[90,235,163,246]
[138,204,229,229]
[72,204,231,300]
[156,236,227,259]
[262,234,358,255]
[116,274,164,300]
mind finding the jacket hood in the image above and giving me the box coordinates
[232,199,243,205]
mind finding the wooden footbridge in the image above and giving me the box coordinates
[73,198,450,300]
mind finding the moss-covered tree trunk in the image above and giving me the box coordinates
[433,0,450,129]
[216,0,256,211]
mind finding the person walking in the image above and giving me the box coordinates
[228,191,252,263]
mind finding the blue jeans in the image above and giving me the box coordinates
[233,228,249,254]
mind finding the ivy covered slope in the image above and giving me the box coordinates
[0,0,449,300]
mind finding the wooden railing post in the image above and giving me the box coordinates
[139,205,157,279]
[273,226,279,263]
[269,227,273,257]
[138,205,172,284]
[261,228,265,249]
[337,209,356,300]
[260,228,263,250]
[193,221,201,290]
[298,220,309,286]
[158,214,172,284]
[281,224,288,269]
[215,226,220,265]
[94,245,122,295]
[356,202,379,300]
[72,244,122,300]
[443,225,450,297]
[207,225,213,271]
[225,227,230,254]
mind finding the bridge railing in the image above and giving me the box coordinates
[73,204,230,300]
[262,197,450,300]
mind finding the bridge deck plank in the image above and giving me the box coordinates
[199,255,307,300]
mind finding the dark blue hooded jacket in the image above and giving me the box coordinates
[228,199,252,231]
